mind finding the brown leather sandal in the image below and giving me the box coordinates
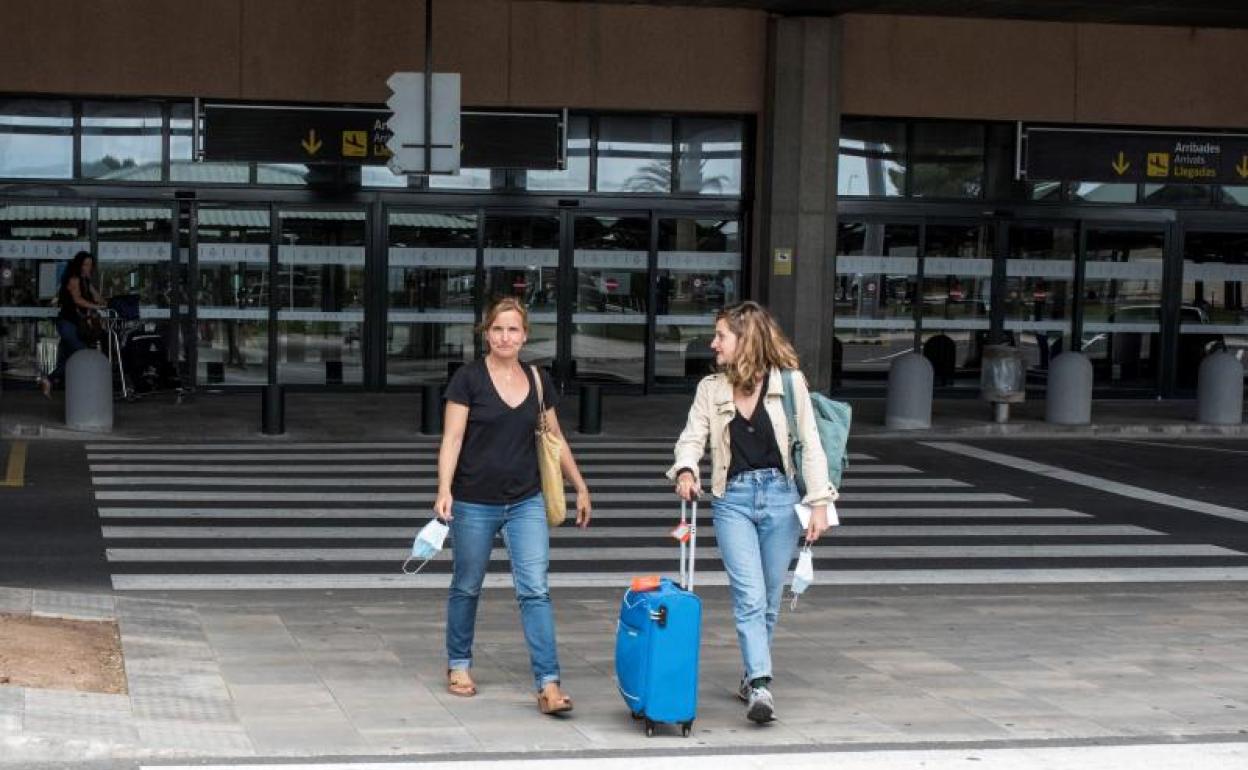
[536,682,573,714]
[447,669,477,697]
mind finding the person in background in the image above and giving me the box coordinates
[39,250,105,397]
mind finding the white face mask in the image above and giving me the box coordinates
[790,546,814,610]
[402,519,449,575]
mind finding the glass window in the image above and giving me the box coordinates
[920,224,994,386]
[677,118,743,196]
[81,101,163,181]
[597,116,673,193]
[523,115,590,192]
[838,119,905,197]
[0,99,73,179]
[1221,187,1248,207]
[1005,224,1075,374]
[1181,231,1248,386]
[572,215,649,384]
[363,165,408,188]
[910,122,984,199]
[1069,182,1136,203]
[484,215,561,368]
[258,164,309,185]
[169,103,249,184]
[1142,184,1215,206]
[428,167,498,190]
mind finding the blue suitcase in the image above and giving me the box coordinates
[615,500,702,737]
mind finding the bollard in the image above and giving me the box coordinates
[262,384,285,435]
[885,353,933,430]
[421,382,443,435]
[65,349,113,432]
[1197,350,1244,425]
[579,383,602,435]
[1046,351,1093,425]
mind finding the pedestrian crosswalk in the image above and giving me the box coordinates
[86,439,1248,590]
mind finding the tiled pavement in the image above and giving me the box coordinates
[3,584,1248,762]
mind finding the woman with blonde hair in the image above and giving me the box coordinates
[668,300,836,723]
[435,296,592,714]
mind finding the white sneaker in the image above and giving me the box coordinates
[745,686,775,723]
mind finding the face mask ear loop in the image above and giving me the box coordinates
[401,555,432,575]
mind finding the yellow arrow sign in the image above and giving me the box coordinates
[1111,151,1130,176]
[1237,155,1248,179]
[301,129,323,156]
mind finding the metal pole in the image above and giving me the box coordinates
[424,0,433,176]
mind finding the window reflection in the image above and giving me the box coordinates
[82,102,163,181]
[0,99,73,179]
[838,119,905,197]
[524,115,590,191]
[910,122,984,199]
[677,118,743,196]
[169,103,249,183]
[597,116,673,193]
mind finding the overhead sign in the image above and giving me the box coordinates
[461,113,563,170]
[386,72,462,175]
[1024,126,1248,185]
[203,104,392,164]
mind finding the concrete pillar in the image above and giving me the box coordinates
[65,349,113,432]
[885,353,933,430]
[1046,351,1093,426]
[1197,350,1244,425]
[760,16,841,392]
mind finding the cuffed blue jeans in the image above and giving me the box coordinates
[445,492,561,691]
[712,468,802,682]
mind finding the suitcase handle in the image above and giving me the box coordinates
[679,499,697,591]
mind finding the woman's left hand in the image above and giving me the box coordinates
[575,487,592,529]
[805,505,830,543]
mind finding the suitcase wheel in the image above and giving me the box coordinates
[644,719,655,738]
[681,721,692,738]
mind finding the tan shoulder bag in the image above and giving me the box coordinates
[531,366,567,527]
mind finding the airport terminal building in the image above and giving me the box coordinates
[1,0,1246,397]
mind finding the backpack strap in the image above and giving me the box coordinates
[780,368,802,459]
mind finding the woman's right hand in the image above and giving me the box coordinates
[433,490,454,522]
[675,471,699,502]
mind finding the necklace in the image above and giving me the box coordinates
[488,358,520,385]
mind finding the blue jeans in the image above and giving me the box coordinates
[49,318,88,385]
[445,492,561,691]
[712,468,802,682]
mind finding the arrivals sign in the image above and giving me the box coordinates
[1024,126,1248,185]
[204,104,392,164]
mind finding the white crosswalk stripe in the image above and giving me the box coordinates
[86,440,1248,590]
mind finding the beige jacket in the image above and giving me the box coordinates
[666,369,837,507]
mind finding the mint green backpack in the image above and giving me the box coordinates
[780,369,852,492]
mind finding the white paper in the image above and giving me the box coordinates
[795,502,840,529]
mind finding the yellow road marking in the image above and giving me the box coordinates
[2,440,27,488]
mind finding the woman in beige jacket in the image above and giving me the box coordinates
[668,301,836,724]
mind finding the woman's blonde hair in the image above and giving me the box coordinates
[715,301,800,394]
[479,296,530,339]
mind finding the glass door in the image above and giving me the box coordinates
[570,214,651,385]
[920,222,994,388]
[834,221,920,387]
[654,216,742,384]
[1079,227,1167,390]
[0,203,90,386]
[194,207,270,385]
[482,213,561,372]
[1004,223,1076,377]
[1180,230,1248,388]
[276,209,367,385]
[385,210,478,384]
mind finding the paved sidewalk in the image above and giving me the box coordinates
[3,583,1247,762]
[2,388,1245,441]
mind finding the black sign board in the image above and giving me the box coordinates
[204,104,563,170]
[461,113,562,170]
[1025,126,1248,185]
[204,105,392,164]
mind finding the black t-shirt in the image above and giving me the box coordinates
[445,359,560,504]
[727,404,784,480]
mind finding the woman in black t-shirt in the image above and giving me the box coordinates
[434,297,592,715]
[39,250,106,396]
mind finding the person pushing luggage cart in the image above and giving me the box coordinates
[667,301,837,724]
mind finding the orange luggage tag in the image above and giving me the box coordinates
[630,575,662,592]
